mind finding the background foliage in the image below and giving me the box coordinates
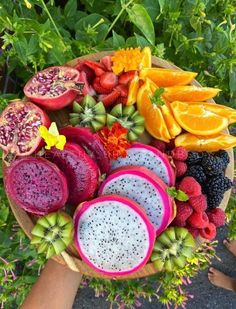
[0,0,235,308]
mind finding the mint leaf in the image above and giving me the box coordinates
[166,187,177,198]
[150,88,165,107]
[167,187,189,201]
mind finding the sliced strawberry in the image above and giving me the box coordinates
[100,72,118,90]
[115,84,128,97]
[78,71,96,96]
[118,71,137,85]
[99,89,120,107]
[93,77,111,94]
[75,62,95,83]
[84,60,106,77]
[100,56,112,71]
[119,96,128,105]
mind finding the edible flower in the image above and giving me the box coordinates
[39,122,66,150]
[98,122,131,160]
[111,48,143,74]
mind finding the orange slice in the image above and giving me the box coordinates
[140,47,152,69]
[163,86,220,102]
[160,104,182,138]
[175,132,236,151]
[126,75,140,105]
[139,68,197,87]
[137,80,171,142]
[171,101,229,135]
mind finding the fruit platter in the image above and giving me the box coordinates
[1,47,235,280]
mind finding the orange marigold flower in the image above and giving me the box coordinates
[98,122,131,160]
[111,48,143,75]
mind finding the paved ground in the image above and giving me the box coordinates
[73,226,236,309]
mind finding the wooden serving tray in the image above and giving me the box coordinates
[5,52,234,279]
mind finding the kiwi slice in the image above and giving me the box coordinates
[151,227,195,272]
[31,212,73,259]
[69,95,106,132]
[107,103,144,141]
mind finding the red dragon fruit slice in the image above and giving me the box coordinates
[74,195,155,277]
[4,157,68,216]
[59,126,110,174]
[46,142,99,206]
[99,166,174,235]
[111,142,175,186]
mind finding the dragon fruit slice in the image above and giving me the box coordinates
[99,166,174,235]
[111,142,175,186]
[46,142,99,206]
[4,157,68,215]
[74,195,155,276]
[60,126,110,174]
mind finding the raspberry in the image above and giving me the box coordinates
[174,160,187,177]
[202,155,224,176]
[199,222,216,240]
[187,211,209,228]
[172,201,193,226]
[189,194,207,213]
[178,176,202,198]
[206,208,225,227]
[186,225,199,239]
[171,147,188,161]
[185,165,206,184]
[151,139,166,153]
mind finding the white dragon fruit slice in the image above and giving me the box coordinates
[74,195,155,277]
[111,142,175,186]
[99,166,174,235]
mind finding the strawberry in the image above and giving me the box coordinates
[100,72,118,90]
[93,77,111,94]
[100,56,112,71]
[99,89,120,107]
[119,96,128,104]
[84,60,106,76]
[115,84,128,97]
[118,71,136,85]
[75,62,95,83]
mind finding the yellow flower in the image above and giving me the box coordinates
[39,122,66,150]
[111,48,143,74]
[24,0,32,9]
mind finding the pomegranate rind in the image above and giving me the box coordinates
[24,66,81,110]
[74,194,156,277]
[4,157,68,216]
[99,166,174,235]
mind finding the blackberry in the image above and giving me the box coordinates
[205,175,233,196]
[202,155,224,175]
[186,151,204,165]
[214,150,230,169]
[207,193,224,209]
[185,165,206,184]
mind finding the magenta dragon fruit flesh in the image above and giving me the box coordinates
[110,142,175,186]
[99,166,174,235]
[4,157,68,215]
[74,195,156,277]
[46,142,99,206]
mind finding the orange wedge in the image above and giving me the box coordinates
[126,75,140,105]
[137,79,171,142]
[140,46,152,69]
[175,132,236,151]
[163,86,220,102]
[160,104,182,138]
[139,68,197,87]
[171,101,229,135]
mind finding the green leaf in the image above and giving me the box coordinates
[143,0,160,21]
[135,33,150,48]
[112,31,125,49]
[126,4,155,45]
[150,88,165,106]
[64,0,77,18]
[166,187,189,201]
[229,66,236,94]
[13,38,28,65]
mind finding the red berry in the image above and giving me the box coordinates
[189,194,207,213]
[200,222,216,240]
[99,89,120,107]
[150,139,167,153]
[171,147,188,161]
[119,96,128,104]
[174,160,187,177]
[206,208,225,227]
[187,211,209,228]
[100,56,112,71]
[84,60,106,76]
[115,84,128,97]
[118,71,136,85]
[186,225,199,238]
[172,201,193,227]
[100,72,118,90]
[93,77,111,94]
[166,139,176,150]
[179,176,202,198]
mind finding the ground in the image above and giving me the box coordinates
[73,226,236,309]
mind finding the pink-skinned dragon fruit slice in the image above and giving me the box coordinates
[99,166,174,235]
[46,142,99,206]
[74,195,155,277]
[111,142,175,186]
[59,126,110,174]
[4,157,68,216]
